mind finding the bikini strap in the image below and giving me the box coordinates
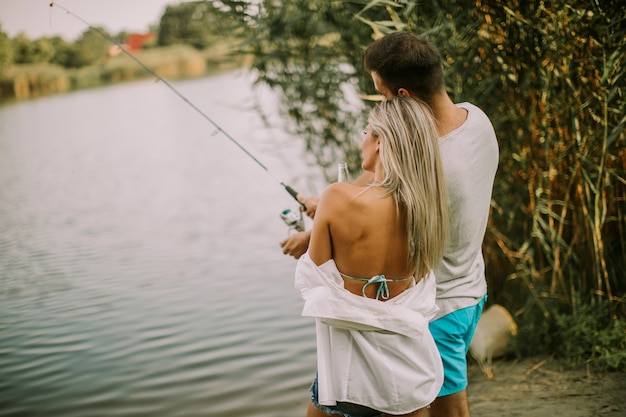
[340,273,414,300]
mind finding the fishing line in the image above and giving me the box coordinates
[49,1,303,205]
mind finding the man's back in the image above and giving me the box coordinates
[435,102,499,319]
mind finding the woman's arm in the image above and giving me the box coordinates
[307,185,339,265]
[279,230,311,259]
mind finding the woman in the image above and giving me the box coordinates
[295,96,449,417]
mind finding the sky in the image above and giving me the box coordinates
[0,0,190,40]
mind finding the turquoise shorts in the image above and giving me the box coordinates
[429,295,487,397]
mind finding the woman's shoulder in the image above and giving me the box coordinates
[317,183,361,215]
[323,181,355,196]
[322,182,365,204]
[322,183,392,216]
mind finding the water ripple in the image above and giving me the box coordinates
[0,73,323,417]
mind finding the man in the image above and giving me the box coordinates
[280,31,499,417]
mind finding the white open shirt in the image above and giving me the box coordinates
[295,252,444,414]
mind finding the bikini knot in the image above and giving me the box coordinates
[362,275,390,300]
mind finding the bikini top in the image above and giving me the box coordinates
[339,271,414,300]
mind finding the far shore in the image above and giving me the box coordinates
[0,43,249,105]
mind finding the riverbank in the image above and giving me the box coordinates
[466,357,626,416]
[293,357,626,416]
[0,42,247,104]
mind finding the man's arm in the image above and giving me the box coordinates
[297,195,320,219]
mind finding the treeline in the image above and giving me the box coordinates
[0,1,248,102]
[0,28,129,70]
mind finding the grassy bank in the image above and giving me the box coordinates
[0,43,247,104]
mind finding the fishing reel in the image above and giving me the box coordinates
[280,208,305,234]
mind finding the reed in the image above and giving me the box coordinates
[363,0,626,367]
[459,1,626,315]
[0,63,70,101]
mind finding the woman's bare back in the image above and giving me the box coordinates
[326,183,416,299]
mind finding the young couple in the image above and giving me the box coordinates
[284,31,499,417]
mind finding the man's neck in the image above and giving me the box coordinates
[429,94,468,137]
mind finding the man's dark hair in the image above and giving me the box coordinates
[364,32,445,104]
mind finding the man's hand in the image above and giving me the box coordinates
[279,230,312,259]
[297,195,320,219]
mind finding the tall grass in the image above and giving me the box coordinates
[457,1,625,313]
[0,63,69,101]
[358,0,626,367]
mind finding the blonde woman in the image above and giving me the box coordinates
[295,96,449,417]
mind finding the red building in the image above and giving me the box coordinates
[125,33,156,52]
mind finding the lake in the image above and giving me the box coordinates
[0,71,326,417]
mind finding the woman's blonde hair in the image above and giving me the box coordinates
[368,96,449,279]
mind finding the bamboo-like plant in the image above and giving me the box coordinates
[354,0,626,339]
[434,0,626,318]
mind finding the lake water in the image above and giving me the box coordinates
[0,71,326,416]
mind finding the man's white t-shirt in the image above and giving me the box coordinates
[433,102,499,320]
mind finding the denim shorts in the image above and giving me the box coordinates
[309,375,382,417]
[428,295,487,397]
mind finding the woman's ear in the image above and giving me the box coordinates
[397,88,410,97]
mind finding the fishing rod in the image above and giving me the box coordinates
[49,1,304,208]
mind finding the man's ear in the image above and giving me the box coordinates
[397,88,410,97]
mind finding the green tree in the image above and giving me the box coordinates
[11,33,35,64]
[159,1,218,49]
[218,0,392,177]
[0,25,13,74]
[31,38,55,63]
[11,34,57,64]
[69,26,111,67]
[48,36,75,68]
[158,1,250,49]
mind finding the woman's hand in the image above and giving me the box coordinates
[279,230,312,259]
